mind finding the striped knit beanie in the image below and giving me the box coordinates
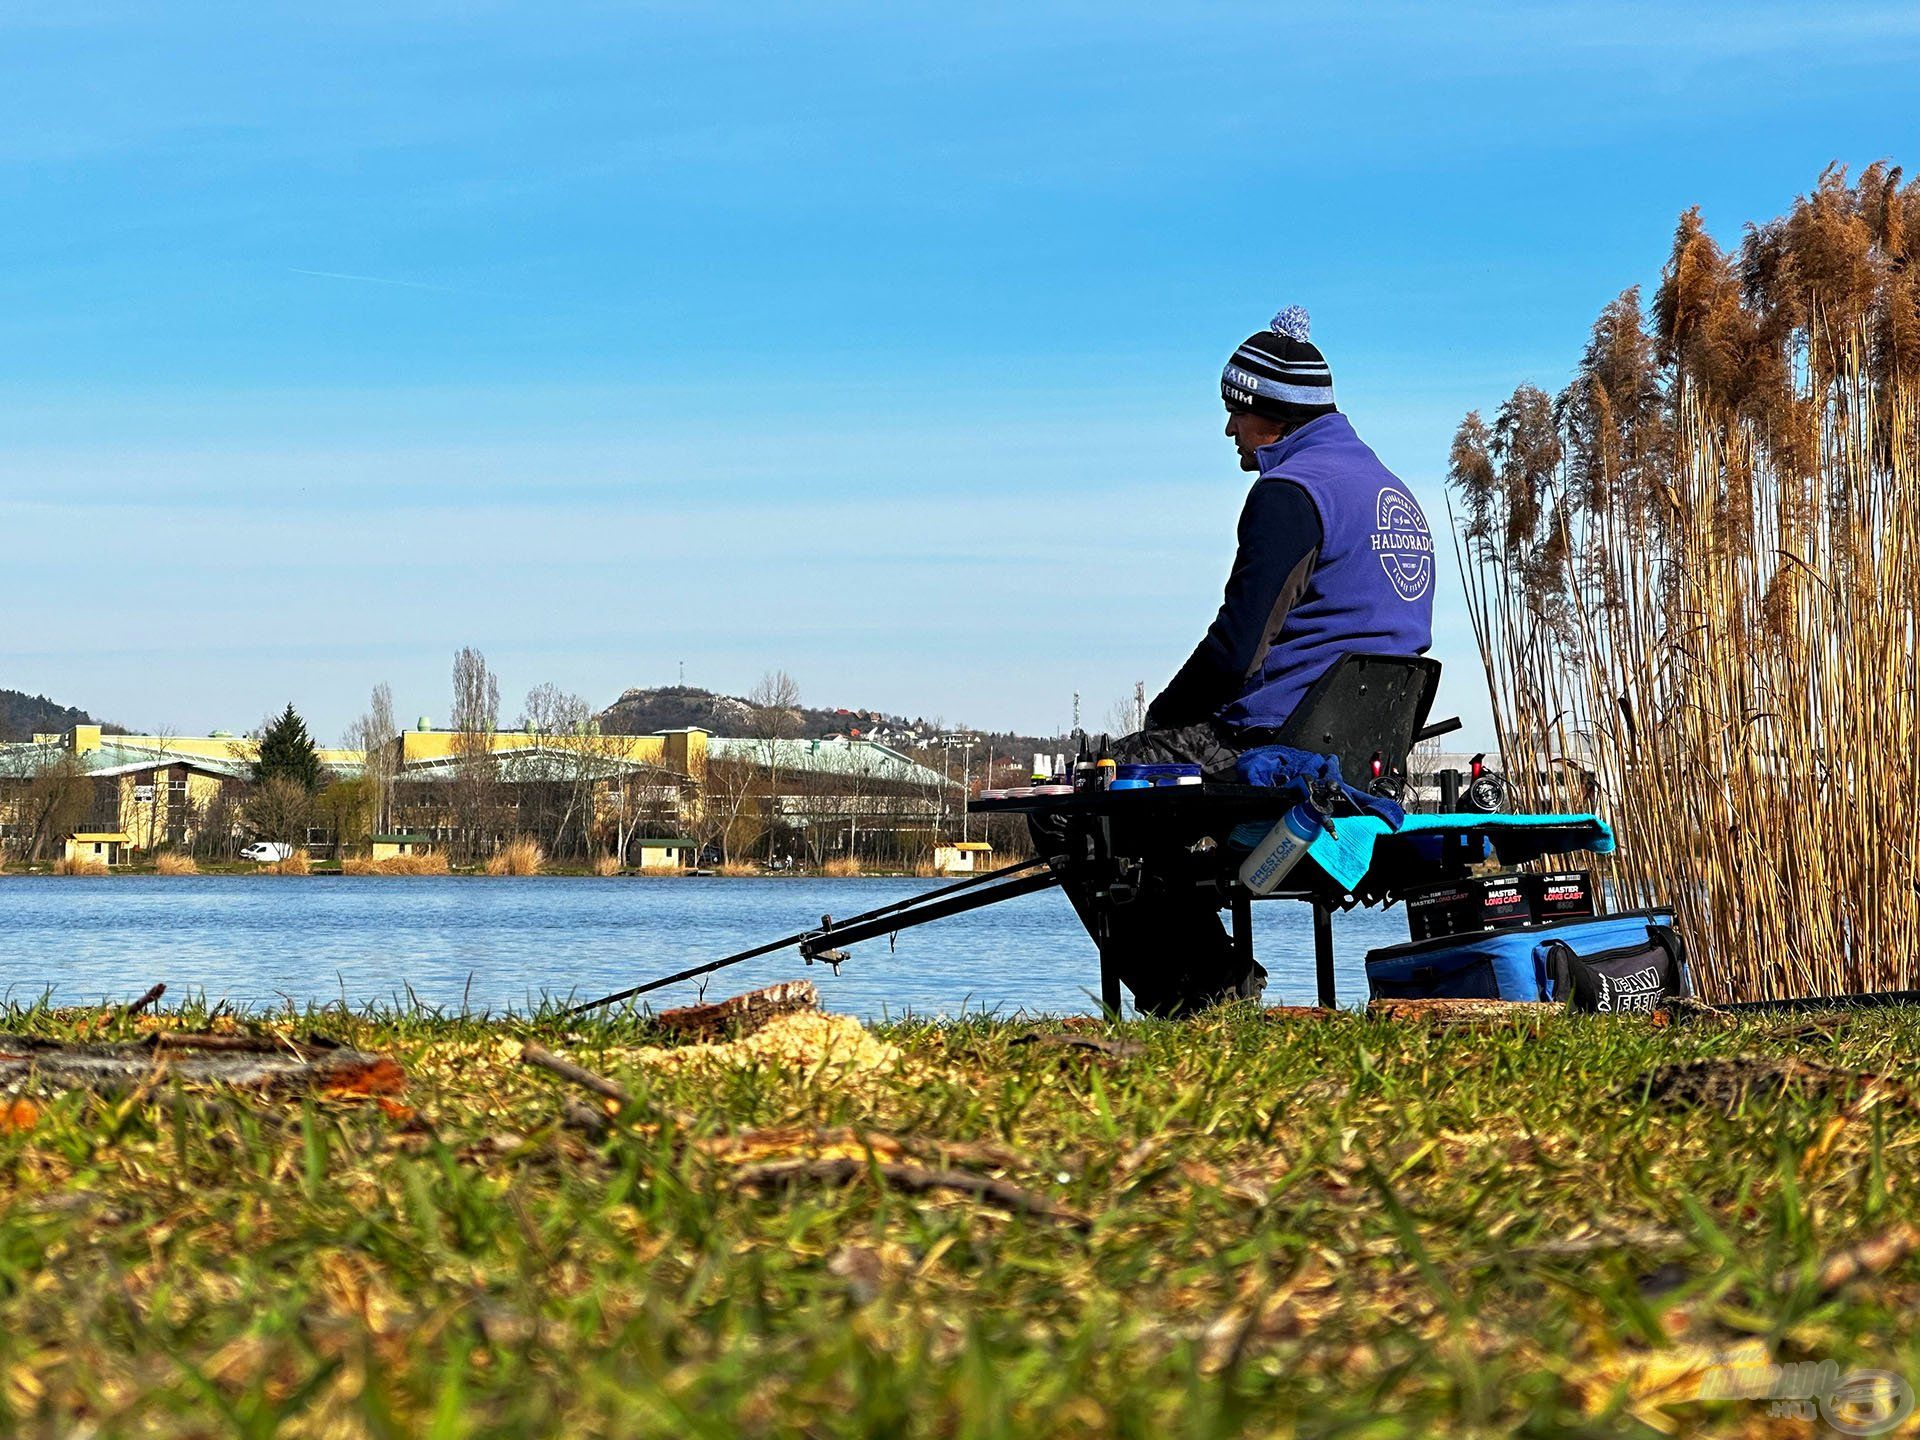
[1221,306,1336,423]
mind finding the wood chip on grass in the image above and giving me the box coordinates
[629,1010,902,1078]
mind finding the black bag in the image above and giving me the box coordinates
[1543,924,1687,1013]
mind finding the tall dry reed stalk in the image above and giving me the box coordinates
[262,850,311,876]
[592,854,623,877]
[1450,164,1920,1001]
[52,857,110,876]
[153,854,199,875]
[485,837,545,877]
[820,856,862,878]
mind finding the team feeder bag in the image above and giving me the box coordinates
[1363,909,1684,1008]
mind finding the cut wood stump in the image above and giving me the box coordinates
[655,980,819,1040]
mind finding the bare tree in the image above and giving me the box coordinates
[1105,681,1149,737]
[747,670,802,863]
[135,726,178,855]
[344,682,398,836]
[3,748,93,862]
[450,648,502,860]
[516,683,601,859]
[695,754,760,866]
[244,775,315,849]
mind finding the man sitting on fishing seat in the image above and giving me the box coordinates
[1048,306,1436,1013]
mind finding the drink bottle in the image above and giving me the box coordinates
[1238,804,1324,895]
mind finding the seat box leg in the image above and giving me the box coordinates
[1314,900,1336,1008]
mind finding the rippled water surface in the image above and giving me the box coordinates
[0,875,1413,1018]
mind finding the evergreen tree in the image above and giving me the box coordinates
[253,703,322,792]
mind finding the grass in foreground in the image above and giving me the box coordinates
[2,999,1918,1437]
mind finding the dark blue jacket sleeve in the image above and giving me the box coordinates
[1146,479,1323,729]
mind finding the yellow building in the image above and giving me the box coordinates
[632,837,695,869]
[933,841,994,875]
[62,724,363,771]
[1,730,247,863]
[3,723,711,864]
[369,833,436,861]
[64,832,129,866]
[375,722,706,778]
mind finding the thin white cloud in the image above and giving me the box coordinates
[288,268,461,293]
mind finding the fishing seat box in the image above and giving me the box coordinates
[1402,871,1535,941]
[1363,909,1684,1007]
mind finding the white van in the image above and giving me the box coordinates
[240,841,295,863]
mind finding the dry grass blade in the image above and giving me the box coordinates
[729,1155,1091,1231]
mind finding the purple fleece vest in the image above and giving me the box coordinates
[1218,413,1434,732]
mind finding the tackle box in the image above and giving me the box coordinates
[1363,908,1683,1005]
[1401,870,1534,941]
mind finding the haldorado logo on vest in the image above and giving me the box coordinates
[1371,488,1433,602]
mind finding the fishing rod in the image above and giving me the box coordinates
[565,855,1061,1015]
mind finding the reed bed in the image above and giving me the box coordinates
[1450,163,1920,1001]
[152,854,198,876]
[341,853,451,876]
[592,854,623,876]
[820,855,863,878]
[50,857,108,877]
[260,849,311,875]
[485,836,545,876]
[715,860,759,877]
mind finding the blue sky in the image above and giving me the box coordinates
[3,3,1915,744]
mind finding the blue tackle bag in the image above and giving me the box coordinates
[1364,909,1683,1006]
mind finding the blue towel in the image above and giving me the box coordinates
[1234,744,1407,828]
[1306,811,1616,893]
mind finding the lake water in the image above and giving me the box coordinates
[0,876,1413,1019]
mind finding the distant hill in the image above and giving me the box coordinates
[596,685,1066,756]
[598,685,944,743]
[0,690,109,742]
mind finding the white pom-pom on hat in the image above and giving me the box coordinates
[1269,306,1311,343]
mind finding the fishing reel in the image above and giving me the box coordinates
[1462,753,1508,813]
[1364,751,1407,803]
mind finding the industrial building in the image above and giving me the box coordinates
[0,720,957,867]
